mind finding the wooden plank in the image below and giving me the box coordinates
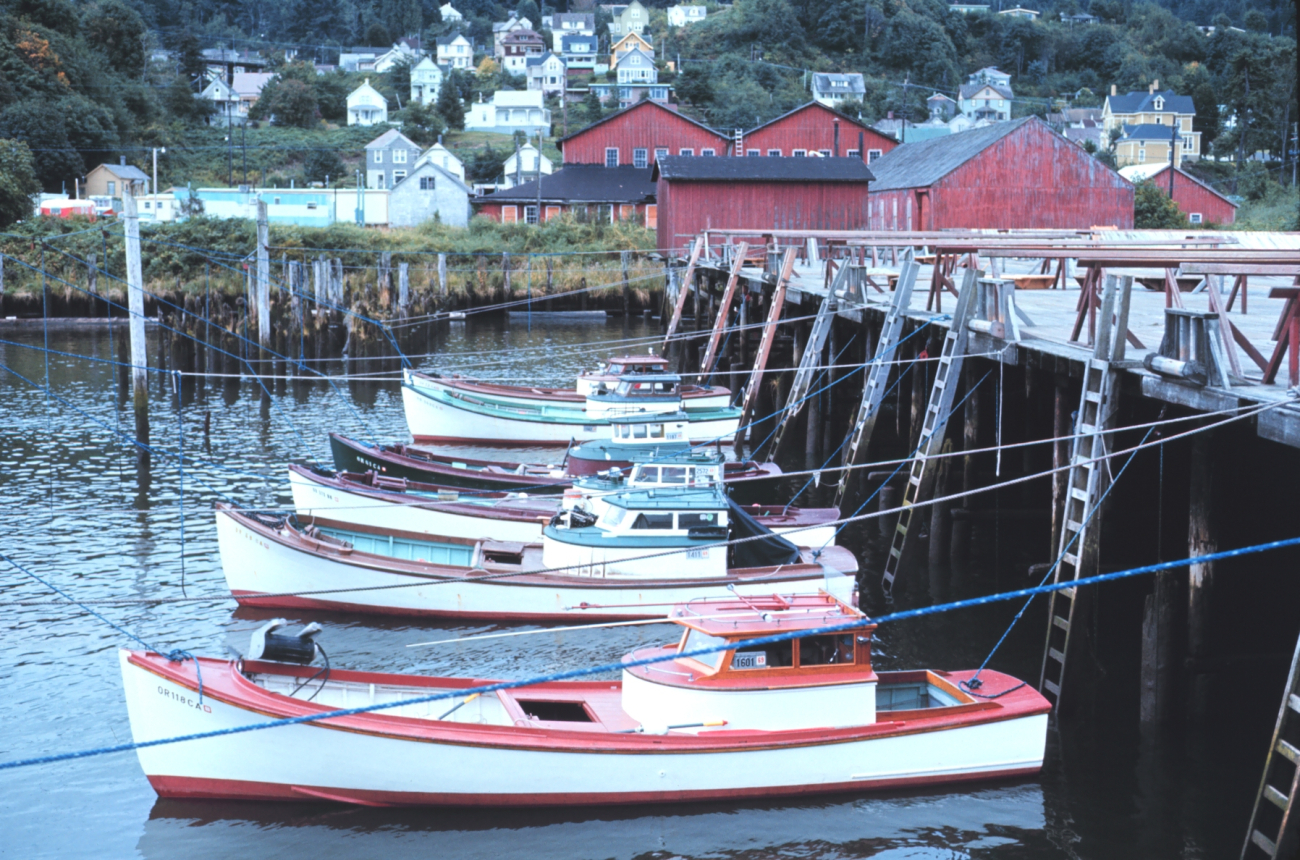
[1205,277,1244,378]
[662,235,705,350]
[700,241,749,374]
[1181,263,1300,276]
[735,247,796,453]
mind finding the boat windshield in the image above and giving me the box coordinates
[661,466,688,485]
[681,628,730,670]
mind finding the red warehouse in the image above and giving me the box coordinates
[558,100,732,166]
[739,102,899,163]
[1120,164,1237,225]
[866,116,1134,230]
[476,166,658,226]
[653,156,874,253]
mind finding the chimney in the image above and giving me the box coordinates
[1152,78,1159,91]
[887,110,894,120]
[833,118,840,156]
[859,131,865,162]
[1110,84,1117,96]
[120,156,126,166]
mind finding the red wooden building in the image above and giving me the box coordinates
[1121,164,1237,225]
[653,157,874,253]
[866,117,1134,230]
[739,102,899,163]
[557,100,732,166]
[476,166,658,226]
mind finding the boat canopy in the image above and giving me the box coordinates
[597,355,669,376]
[726,497,802,568]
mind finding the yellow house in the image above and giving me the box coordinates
[610,31,653,68]
[1103,80,1200,167]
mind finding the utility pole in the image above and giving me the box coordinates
[152,146,166,205]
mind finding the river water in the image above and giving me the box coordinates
[0,315,1274,858]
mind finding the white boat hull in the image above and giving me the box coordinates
[120,651,1048,807]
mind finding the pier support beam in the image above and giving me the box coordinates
[122,191,149,426]
[1186,429,1215,717]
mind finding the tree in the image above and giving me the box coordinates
[381,0,423,39]
[303,148,345,184]
[436,72,466,129]
[366,22,393,45]
[389,55,416,97]
[675,63,713,105]
[399,99,447,144]
[516,0,540,24]
[0,100,83,189]
[0,139,41,228]
[80,0,147,77]
[267,78,320,127]
[1133,181,1186,228]
[1244,9,1268,32]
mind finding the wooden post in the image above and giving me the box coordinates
[962,361,980,494]
[122,191,149,421]
[735,247,796,455]
[398,262,411,309]
[1049,375,1070,557]
[621,250,631,314]
[502,252,511,297]
[821,318,837,459]
[255,200,270,351]
[437,253,448,294]
[929,437,954,583]
[379,251,393,307]
[701,241,748,374]
[87,252,98,295]
[545,255,553,295]
[1187,429,1215,717]
[663,236,705,349]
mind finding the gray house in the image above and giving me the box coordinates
[365,128,423,190]
[388,162,472,227]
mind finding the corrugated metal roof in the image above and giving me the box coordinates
[652,155,874,182]
[480,165,656,203]
[866,117,1033,190]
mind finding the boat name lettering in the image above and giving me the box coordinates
[157,685,212,713]
[235,526,270,550]
[355,456,386,472]
[686,549,708,559]
[732,652,766,669]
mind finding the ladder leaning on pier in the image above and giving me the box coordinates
[1241,631,1300,859]
[833,257,922,510]
[1038,274,1133,712]
[878,267,979,598]
[766,265,846,460]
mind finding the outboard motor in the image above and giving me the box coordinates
[247,619,323,664]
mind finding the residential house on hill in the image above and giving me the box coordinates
[610,31,653,67]
[437,34,473,69]
[339,46,388,72]
[440,3,463,21]
[927,93,958,121]
[477,165,657,225]
[589,81,671,108]
[410,57,446,105]
[865,116,1133,230]
[225,72,273,123]
[527,52,567,96]
[1118,164,1235,225]
[949,2,989,11]
[551,13,595,50]
[998,6,1039,19]
[466,90,552,136]
[502,29,546,74]
[373,42,421,73]
[389,162,471,227]
[347,79,389,126]
[417,141,466,181]
[615,47,656,84]
[501,143,555,188]
[84,159,149,199]
[1103,81,1199,166]
[197,77,240,126]
[493,15,533,58]
[1061,11,1097,23]
[365,129,422,189]
[606,1,648,36]
[811,73,864,108]
[958,67,1012,122]
[562,34,599,69]
[667,5,706,26]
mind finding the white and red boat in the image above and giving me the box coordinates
[118,592,1050,807]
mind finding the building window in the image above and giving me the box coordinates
[597,204,613,222]
[545,205,561,221]
[701,148,715,156]
[374,172,385,188]
[645,204,657,229]
[393,170,406,183]
[272,197,281,205]
[868,149,882,162]
[1183,136,1194,149]
[747,148,760,156]
[633,148,648,168]
[107,181,116,196]
[767,149,781,157]
[847,149,860,158]
[143,201,151,209]
[502,205,518,223]
[792,149,807,157]
[373,151,383,163]
[1139,148,1146,161]
[306,202,318,209]
[654,147,668,161]
[393,149,408,163]
[605,147,619,167]
[419,176,436,190]
[524,205,539,224]
[680,148,694,156]
[818,149,831,156]
[619,203,635,220]
[1189,212,1203,224]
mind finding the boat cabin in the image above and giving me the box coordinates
[605,411,690,445]
[585,373,684,416]
[576,354,671,396]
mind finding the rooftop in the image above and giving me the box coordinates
[1106,89,1195,115]
[479,165,656,204]
[653,155,875,183]
[866,116,1038,191]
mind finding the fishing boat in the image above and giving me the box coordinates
[402,370,742,446]
[216,483,856,619]
[409,354,731,412]
[118,592,1050,806]
[289,462,839,546]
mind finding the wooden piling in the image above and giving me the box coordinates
[255,201,270,353]
[1186,430,1215,717]
[122,191,149,423]
[1049,375,1070,557]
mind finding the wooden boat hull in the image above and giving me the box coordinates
[119,651,1049,807]
[401,375,741,446]
[288,466,840,547]
[215,505,857,620]
[415,372,732,412]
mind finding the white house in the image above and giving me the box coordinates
[958,67,1012,122]
[810,72,864,107]
[436,34,473,69]
[666,5,706,26]
[526,52,567,96]
[500,143,554,189]
[550,12,595,51]
[373,43,420,74]
[416,141,466,181]
[389,162,472,227]
[561,34,598,69]
[492,15,533,58]
[197,77,241,126]
[439,2,463,21]
[347,79,389,126]
[998,6,1039,19]
[615,46,656,84]
[410,57,446,105]
[466,89,551,136]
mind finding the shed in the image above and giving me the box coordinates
[652,156,874,253]
[1118,164,1237,226]
[865,116,1134,231]
[739,102,897,163]
[476,165,657,226]
[84,161,150,198]
[389,163,472,227]
[558,100,731,165]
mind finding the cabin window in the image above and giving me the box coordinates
[632,424,648,439]
[732,640,793,670]
[847,149,860,158]
[649,423,665,438]
[660,466,688,485]
[524,205,539,224]
[701,148,715,156]
[637,466,659,481]
[609,363,626,374]
[632,512,674,529]
[678,512,717,528]
[600,506,627,527]
[798,634,854,666]
[747,149,760,156]
[682,628,729,670]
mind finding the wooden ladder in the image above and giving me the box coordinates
[1241,632,1300,859]
[766,267,844,461]
[878,267,979,598]
[1038,274,1132,711]
[833,258,922,509]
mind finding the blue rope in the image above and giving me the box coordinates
[2,534,1297,773]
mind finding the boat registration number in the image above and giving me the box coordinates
[732,652,767,669]
[584,426,597,432]
[687,549,708,559]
